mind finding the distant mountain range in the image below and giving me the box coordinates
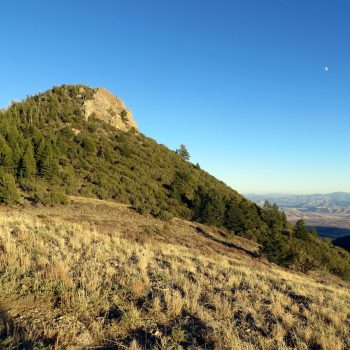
[246,192,350,213]
[246,192,350,245]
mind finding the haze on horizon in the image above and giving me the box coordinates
[0,0,349,195]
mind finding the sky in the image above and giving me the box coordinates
[0,0,349,195]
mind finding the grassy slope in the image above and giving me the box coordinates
[0,198,349,350]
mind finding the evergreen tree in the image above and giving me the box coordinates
[0,172,20,204]
[261,233,295,267]
[176,144,190,161]
[0,139,14,174]
[262,201,285,233]
[224,200,245,234]
[18,140,37,178]
[34,137,46,163]
[40,144,59,180]
[5,126,22,167]
[193,186,225,226]
[169,171,192,201]
[281,211,288,229]
[293,219,310,241]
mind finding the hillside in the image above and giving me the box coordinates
[0,84,262,232]
[0,198,349,349]
[1,85,350,282]
[1,85,350,348]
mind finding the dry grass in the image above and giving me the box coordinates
[0,199,349,349]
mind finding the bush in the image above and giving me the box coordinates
[157,210,173,221]
[81,137,96,154]
[40,190,69,206]
[0,172,20,204]
[120,109,128,122]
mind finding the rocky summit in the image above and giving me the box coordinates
[84,87,138,131]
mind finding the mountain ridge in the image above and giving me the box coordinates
[0,84,350,282]
[1,84,350,348]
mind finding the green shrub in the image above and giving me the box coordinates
[120,109,128,122]
[157,210,173,221]
[41,190,69,206]
[81,136,96,153]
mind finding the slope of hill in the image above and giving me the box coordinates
[1,84,350,280]
[0,198,349,349]
[0,84,266,238]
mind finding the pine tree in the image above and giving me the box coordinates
[0,139,14,174]
[193,186,225,226]
[176,144,190,161]
[0,172,20,204]
[35,137,46,163]
[281,211,288,229]
[18,140,37,178]
[5,126,22,167]
[40,145,59,180]
[293,219,310,241]
[224,200,245,234]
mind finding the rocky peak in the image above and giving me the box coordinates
[83,87,138,132]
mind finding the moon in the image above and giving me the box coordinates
[324,66,329,72]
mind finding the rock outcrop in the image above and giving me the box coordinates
[83,87,138,131]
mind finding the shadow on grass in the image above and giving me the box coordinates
[0,305,55,350]
[194,226,260,258]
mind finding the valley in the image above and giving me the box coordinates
[247,193,350,236]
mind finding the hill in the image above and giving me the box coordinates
[1,85,350,278]
[0,198,349,349]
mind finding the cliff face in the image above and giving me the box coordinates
[83,87,138,131]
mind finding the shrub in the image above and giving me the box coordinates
[81,137,96,153]
[41,190,69,206]
[157,210,173,221]
[120,109,128,122]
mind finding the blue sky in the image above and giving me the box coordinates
[0,0,349,194]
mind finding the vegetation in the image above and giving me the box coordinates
[176,144,190,161]
[0,203,349,349]
[0,172,20,204]
[0,85,350,280]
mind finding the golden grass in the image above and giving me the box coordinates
[0,201,349,349]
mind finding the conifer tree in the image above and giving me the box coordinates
[40,144,59,180]
[35,137,46,163]
[293,219,309,241]
[18,140,37,178]
[0,139,14,174]
[0,171,20,204]
[176,144,190,161]
[5,132,21,171]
